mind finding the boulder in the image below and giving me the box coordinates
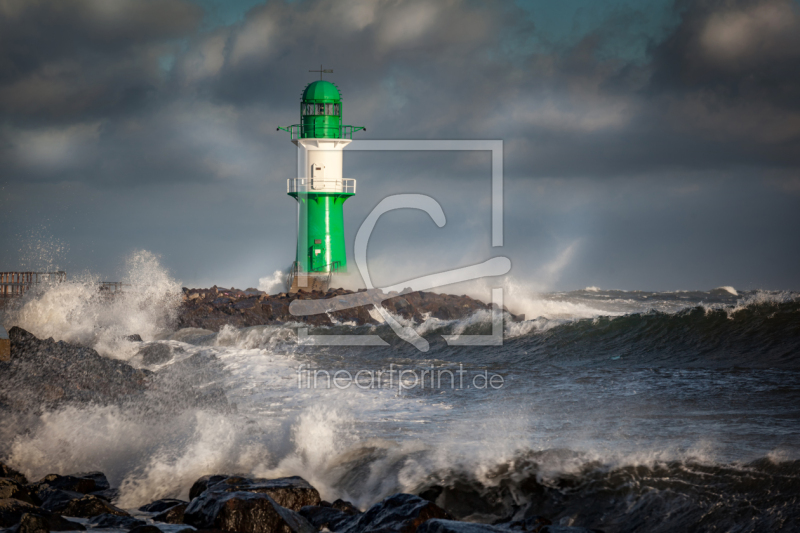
[4,512,86,533]
[73,472,110,491]
[29,474,97,496]
[126,334,144,342]
[37,490,84,513]
[138,344,172,365]
[152,502,187,524]
[184,490,315,533]
[299,498,360,531]
[0,499,41,528]
[0,479,37,505]
[87,513,146,529]
[0,464,27,485]
[58,494,130,518]
[339,493,452,533]
[2,328,150,408]
[139,499,188,514]
[496,516,552,533]
[187,475,320,511]
[539,526,603,533]
[189,475,229,500]
[88,488,119,503]
[418,520,511,533]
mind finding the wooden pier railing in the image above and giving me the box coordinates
[0,271,66,298]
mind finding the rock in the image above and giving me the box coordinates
[539,526,603,533]
[0,479,36,505]
[58,494,129,518]
[184,491,315,533]
[88,488,119,502]
[175,287,522,331]
[0,499,41,528]
[339,493,452,533]
[138,344,172,365]
[73,472,110,491]
[299,499,360,532]
[152,503,187,524]
[37,490,84,513]
[2,328,151,409]
[187,475,320,511]
[139,499,188,513]
[496,516,552,532]
[5,512,86,533]
[126,334,144,342]
[0,464,27,485]
[88,513,146,529]
[188,475,229,500]
[30,474,97,495]
[418,520,511,533]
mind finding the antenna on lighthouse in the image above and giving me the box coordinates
[309,64,333,80]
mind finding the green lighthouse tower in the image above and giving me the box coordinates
[278,72,365,292]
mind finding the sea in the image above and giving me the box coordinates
[2,252,799,532]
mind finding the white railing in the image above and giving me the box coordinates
[287,178,356,194]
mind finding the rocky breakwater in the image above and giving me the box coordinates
[0,464,603,533]
[0,327,230,416]
[177,287,523,331]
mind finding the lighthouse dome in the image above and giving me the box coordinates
[302,80,341,103]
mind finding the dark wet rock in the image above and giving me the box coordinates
[184,491,315,533]
[4,511,86,533]
[88,488,119,503]
[418,520,511,533]
[0,464,27,485]
[496,516,552,533]
[30,474,97,496]
[338,493,452,533]
[539,526,603,533]
[0,328,230,414]
[126,334,144,343]
[329,499,359,516]
[0,499,40,528]
[418,486,443,503]
[37,490,84,512]
[138,344,172,365]
[177,288,523,331]
[1,328,151,409]
[57,494,129,518]
[188,475,320,512]
[299,499,360,532]
[139,499,188,513]
[0,479,36,505]
[88,513,146,529]
[73,472,110,492]
[189,476,229,500]
[152,502,187,524]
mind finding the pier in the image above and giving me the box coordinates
[0,271,66,299]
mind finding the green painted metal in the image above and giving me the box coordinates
[302,80,342,102]
[289,191,354,272]
[300,80,342,139]
[277,79,365,140]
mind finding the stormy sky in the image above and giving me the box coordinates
[1,0,799,293]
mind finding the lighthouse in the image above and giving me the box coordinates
[278,71,365,293]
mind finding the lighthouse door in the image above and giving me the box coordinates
[311,164,325,190]
[309,240,326,271]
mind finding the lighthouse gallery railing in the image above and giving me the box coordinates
[287,178,356,194]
